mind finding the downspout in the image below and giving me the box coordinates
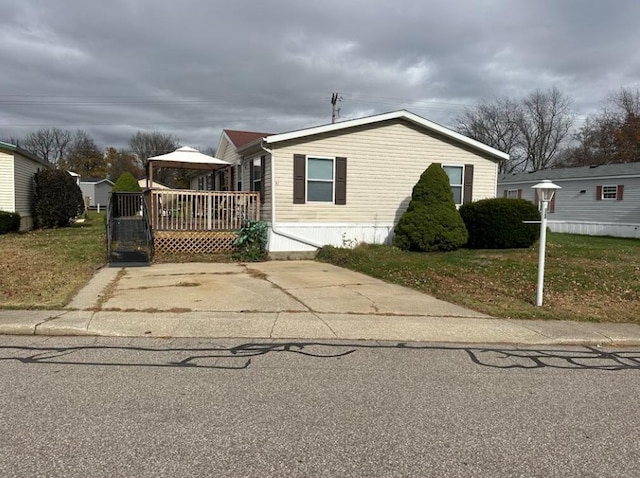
[260,141,323,249]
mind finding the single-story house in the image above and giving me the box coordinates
[79,178,114,209]
[498,163,640,238]
[0,140,50,230]
[193,110,507,256]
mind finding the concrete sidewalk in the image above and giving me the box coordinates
[1,261,639,345]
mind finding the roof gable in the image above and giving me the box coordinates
[224,129,271,148]
[264,110,509,162]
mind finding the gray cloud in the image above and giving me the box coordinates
[1,0,639,150]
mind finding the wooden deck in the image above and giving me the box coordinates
[145,189,260,253]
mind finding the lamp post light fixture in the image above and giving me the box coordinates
[531,180,561,306]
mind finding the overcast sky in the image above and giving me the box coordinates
[1,0,639,151]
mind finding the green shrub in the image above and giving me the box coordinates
[233,220,269,261]
[393,164,468,252]
[33,170,85,228]
[459,198,540,249]
[0,211,21,234]
[112,172,142,192]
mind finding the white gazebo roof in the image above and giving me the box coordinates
[147,146,230,170]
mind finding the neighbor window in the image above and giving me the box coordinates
[602,185,617,200]
[307,157,334,202]
[252,158,261,192]
[442,165,464,205]
[507,189,519,199]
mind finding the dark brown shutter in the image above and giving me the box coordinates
[335,157,347,205]
[249,158,254,188]
[293,154,306,204]
[549,193,556,213]
[230,167,235,191]
[534,189,539,205]
[260,155,265,200]
[596,185,602,200]
[463,164,474,204]
[503,189,508,198]
[517,189,522,199]
[617,184,624,200]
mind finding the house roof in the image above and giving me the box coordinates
[0,140,50,167]
[79,178,114,185]
[499,162,640,184]
[223,130,272,148]
[263,110,509,162]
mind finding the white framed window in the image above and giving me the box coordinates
[442,165,464,205]
[236,164,242,191]
[602,185,617,200]
[307,156,334,202]
[252,158,261,192]
[507,189,519,199]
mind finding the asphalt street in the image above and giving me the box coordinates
[1,336,639,477]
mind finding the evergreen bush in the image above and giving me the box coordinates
[459,197,540,249]
[0,211,21,234]
[33,170,85,228]
[112,172,142,192]
[393,164,468,252]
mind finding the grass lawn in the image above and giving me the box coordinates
[0,212,107,309]
[317,233,640,323]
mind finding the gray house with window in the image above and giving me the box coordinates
[79,178,114,209]
[498,163,640,238]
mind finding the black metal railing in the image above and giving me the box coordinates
[106,192,153,266]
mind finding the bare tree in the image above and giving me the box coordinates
[61,130,107,178]
[518,87,574,171]
[105,147,143,181]
[22,128,72,166]
[128,131,180,185]
[456,97,523,173]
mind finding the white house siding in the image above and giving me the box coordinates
[498,176,640,238]
[267,119,498,252]
[0,152,15,212]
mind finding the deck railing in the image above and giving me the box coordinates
[146,189,260,231]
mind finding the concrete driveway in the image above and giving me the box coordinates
[70,261,484,318]
[6,261,640,344]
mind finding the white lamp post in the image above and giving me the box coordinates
[531,180,561,306]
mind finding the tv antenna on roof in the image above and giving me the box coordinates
[331,93,343,123]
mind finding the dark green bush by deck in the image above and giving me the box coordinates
[112,172,142,192]
[0,211,21,234]
[393,163,468,252]
[33,170,85,228]
[459,198,540,249]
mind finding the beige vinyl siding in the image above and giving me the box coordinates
[272,119,498,223]
[243,151,271,221]
[0,152,15,211]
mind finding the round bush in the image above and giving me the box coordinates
[394,203,468,252]
[0,211,21,234]
[459,198,540,249]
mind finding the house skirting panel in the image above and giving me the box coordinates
[548,221,640,239]
[19,215,33,231]
[268,222,395,253]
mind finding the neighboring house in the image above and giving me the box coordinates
[498,163,640,239]
[197,110,507,255]
[0,140,50,231]
[79,178,114,209]
[190,129,272,191]
[138,178,170,190]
